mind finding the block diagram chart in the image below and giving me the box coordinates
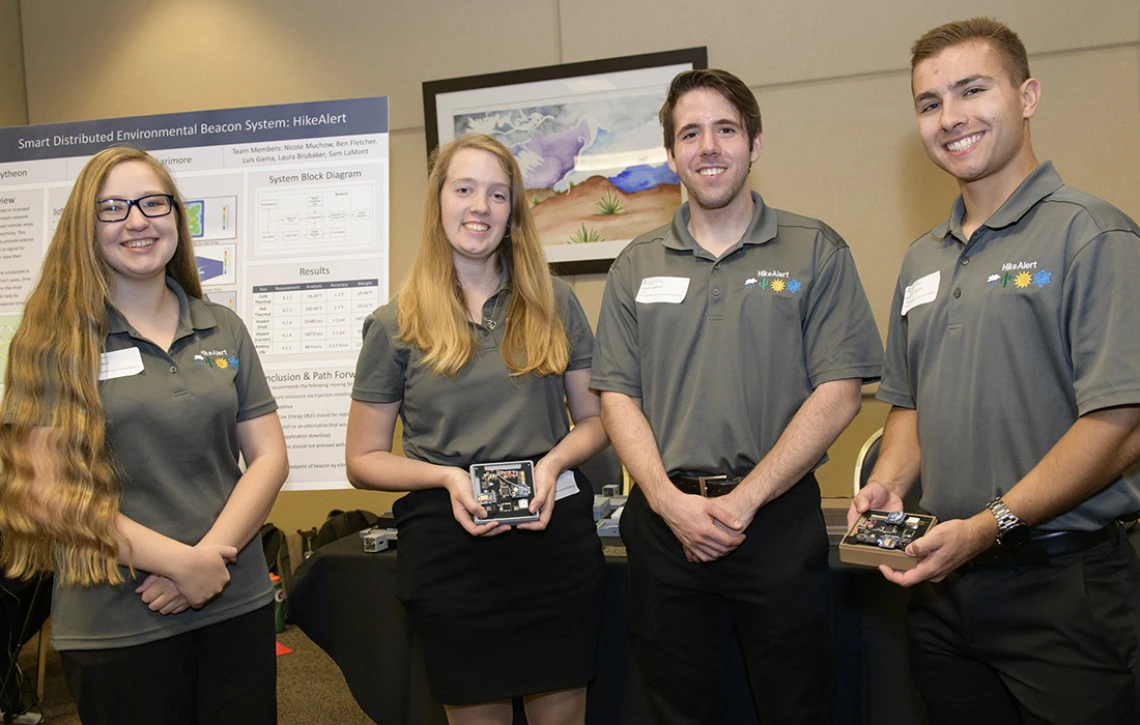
[256,182,375,256]
[251,278,378,358]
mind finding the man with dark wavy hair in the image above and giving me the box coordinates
[593,68,882,724]
[852,17,1140,724]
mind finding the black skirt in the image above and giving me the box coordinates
[393,469,605,705]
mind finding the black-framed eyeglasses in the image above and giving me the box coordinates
[95,194,176,223]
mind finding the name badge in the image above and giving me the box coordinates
[636,276,689,304]
[99,347,145,380]
[554,469,579,501]
[901,271,940,316]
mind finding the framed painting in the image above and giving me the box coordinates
[424,47,707,273]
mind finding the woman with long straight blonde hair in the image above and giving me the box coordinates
[0,146,288,725]
[346,134,607,724]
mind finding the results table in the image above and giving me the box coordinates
[251,279,379,356]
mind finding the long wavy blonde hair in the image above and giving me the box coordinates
[0,146,202,586]
[399,134,568,377]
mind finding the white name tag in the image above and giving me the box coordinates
[554,469,579,501]
[636,276,689,304]
[98,347,145,380]
[901,271,941,316]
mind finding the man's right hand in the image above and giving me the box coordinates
[848,482,904,529]
[656,491,746,563]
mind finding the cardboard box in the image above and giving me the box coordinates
[593,496,614,521]
[821,497,852,545]
[838,510,938,570]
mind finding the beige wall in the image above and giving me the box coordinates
[0,0,26,127]
[8,0,1140,530]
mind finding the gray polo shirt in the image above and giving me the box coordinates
[591,191,883,477]
[352,275,594,466]
[879,162,1140,530]
[52,278,278,650]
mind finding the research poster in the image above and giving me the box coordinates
[0,97,389,490]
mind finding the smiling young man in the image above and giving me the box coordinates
[850,17,1140,724]
[591,69,882,724]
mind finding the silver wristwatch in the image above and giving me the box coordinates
[986,497,1030,548]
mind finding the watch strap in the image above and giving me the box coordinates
[986,497,1029,547]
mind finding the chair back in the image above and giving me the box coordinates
[852,428,883,496]
[852,427,924,507]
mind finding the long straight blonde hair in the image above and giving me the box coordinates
[398,134,568,377]
[0,146,202,586]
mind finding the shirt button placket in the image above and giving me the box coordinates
[948,240,975,327]
[708,263,724,318]
[167,356,189,397]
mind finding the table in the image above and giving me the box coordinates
[288,534,927,725]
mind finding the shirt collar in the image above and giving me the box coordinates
[938,161,1065,243]
[108,277,218,339]
[470,262,512,330]
[493,260,512,296]
[661,191,778,256]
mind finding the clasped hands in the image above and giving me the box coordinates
[135,542,238,615]
[657,488,753,563]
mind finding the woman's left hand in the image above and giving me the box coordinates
[136,574,191,615]
[517,460,559,531]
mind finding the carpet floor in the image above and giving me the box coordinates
[8,622,376,724]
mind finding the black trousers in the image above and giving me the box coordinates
[620,475,834,725]
[60,603,276,725]
[909,525,1140,725]
[0,572,51,714]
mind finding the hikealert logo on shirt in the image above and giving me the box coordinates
[194,349,239,370]
[744,269,802,294]
[986,260,1051,290]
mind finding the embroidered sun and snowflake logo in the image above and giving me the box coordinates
[194,349,240,370]
[744,270,802,294]
[986,261,1051,291]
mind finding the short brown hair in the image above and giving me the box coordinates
[659,69,762,152]
[911,17,1030,86]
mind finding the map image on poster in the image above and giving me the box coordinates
[185,195,238,240]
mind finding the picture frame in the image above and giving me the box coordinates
[424,47,707,273]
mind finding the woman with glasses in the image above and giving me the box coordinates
[0,146,288,725]
[345,134,606,725]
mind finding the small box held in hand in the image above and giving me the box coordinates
[471,461,540,524]
[839,510,938,570]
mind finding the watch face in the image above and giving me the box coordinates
[999,523,1031,548]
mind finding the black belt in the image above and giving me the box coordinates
[969,524,1118,567]
[669,473,742,498]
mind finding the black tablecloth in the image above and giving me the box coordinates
[288,532,929,725]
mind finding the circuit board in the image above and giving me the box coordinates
[846,510,935,550]
[471,460,539,523]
